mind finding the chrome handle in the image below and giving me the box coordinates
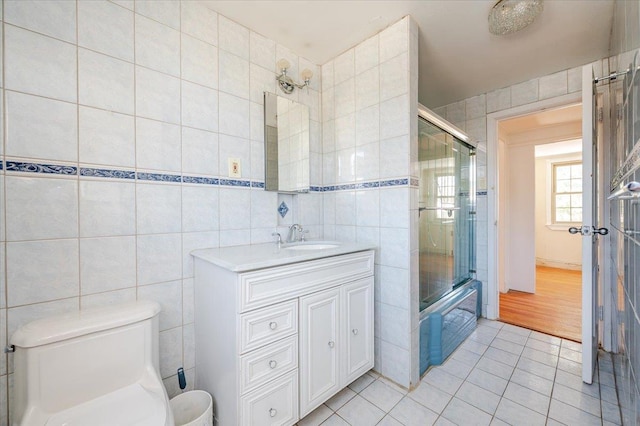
[607,181,640,200]
[352,329,358,335]
[269,321,277,330]
[269,360,277,369]
[328,341,335,348]
[269,408,277,417]
[569,226,608,236]
[594,227,609,235]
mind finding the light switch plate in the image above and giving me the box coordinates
[228,158,241,178]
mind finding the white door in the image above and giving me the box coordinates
[580,65,599,384]
[299,287,340,416]
[342,278,374,384]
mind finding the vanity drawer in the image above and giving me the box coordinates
[240,335,298,394]
[240,370,298,426]
[238,250,374,312]
[239,300,298,353]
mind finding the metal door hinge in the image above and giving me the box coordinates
[598,107,604,122]
[598,306,604,321]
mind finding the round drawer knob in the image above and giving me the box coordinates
[352,328,359,335]
[269,321,278,330]
[328,341,335,348]
[269,408,277,418]
[269,360,277,369]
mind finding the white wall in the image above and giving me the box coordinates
[0,1,323,422]
[534,155,582,269]
[321,16,420,387]
[504,144,536,293]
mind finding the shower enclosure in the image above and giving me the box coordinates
[418,107,478,375]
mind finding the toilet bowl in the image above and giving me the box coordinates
[10,301,174,426]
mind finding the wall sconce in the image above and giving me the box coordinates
[276,59,313,94]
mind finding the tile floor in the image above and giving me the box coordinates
[297,319,621,426]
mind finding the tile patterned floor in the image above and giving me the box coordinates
[297,319,621,426]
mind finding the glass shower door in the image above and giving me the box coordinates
[418,117,475,310]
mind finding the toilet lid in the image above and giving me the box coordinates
[46,383,168,426]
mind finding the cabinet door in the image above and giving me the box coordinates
[299,287,340,417]
[342,277,374,385]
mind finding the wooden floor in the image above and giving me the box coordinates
[499,266,582,342]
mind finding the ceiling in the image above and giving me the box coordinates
[499,102,583,147]
[535,139,582,157]
[499,103,582,136]
[204,1,615,108]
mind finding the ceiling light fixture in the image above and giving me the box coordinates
[488,0,544,36]
[276,59,313,94]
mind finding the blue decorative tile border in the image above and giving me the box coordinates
[6,161,77,175]
[1,160,493,196]
[219,178,251,187]
[1,160,269,188]
[137,172,182,182]
[183,176,219,185]
[80,167,135,180]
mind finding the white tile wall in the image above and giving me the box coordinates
[5,0,76,43]
[78,0,134,61]
[136,118,181,172]
[6,91,78,162]
[321,16,418,388]
[79,107,135,167]
[0,3,321,420]
[5,25,77,103]
[78,48,134,114]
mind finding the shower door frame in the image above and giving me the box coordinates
[417,106,477,310]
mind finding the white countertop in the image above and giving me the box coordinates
[191,241,376,272]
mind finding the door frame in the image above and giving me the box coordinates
[486,92,582,320]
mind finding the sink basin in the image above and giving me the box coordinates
[282,241,341,250]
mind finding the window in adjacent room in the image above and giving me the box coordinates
[552,161,582,224]
[436,175,456,219]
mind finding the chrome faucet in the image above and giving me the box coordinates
[287,224,302,243]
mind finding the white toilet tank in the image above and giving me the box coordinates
[10,301,174,426]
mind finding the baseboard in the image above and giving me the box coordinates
[535,258,581,271]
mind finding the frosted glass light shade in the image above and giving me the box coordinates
[277,58,290,71]
[488,0,543,35]
[301,69,313,81]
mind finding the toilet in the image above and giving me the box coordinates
[10,300,174,426]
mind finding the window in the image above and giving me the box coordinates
[552,161,582,223]
[436,175,456,218]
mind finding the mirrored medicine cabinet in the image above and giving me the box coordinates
[264,92,310,193]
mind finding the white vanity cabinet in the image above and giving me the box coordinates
[299,277,374,417]
[192,246,374,426]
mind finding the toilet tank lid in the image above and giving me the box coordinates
[10,301,161,348]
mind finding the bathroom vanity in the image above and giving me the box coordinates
[192,242,375,426]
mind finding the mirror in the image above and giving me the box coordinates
[264,92,310,193]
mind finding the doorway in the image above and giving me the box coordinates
[494,104,584,341]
